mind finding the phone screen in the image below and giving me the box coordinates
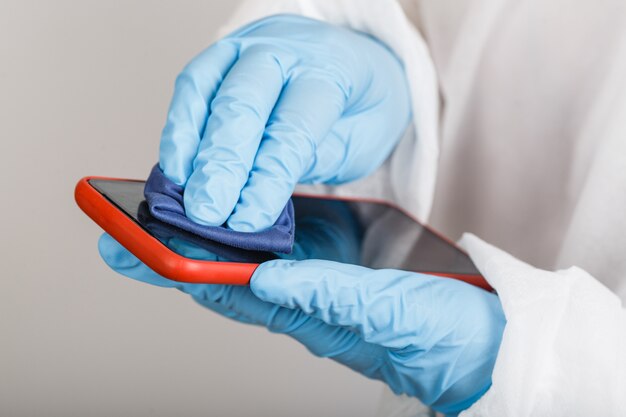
[89,179,479,275]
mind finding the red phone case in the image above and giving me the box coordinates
[75,176,492,291]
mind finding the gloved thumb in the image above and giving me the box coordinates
[249,258,380,337]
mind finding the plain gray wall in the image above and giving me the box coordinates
[0,1,384,415]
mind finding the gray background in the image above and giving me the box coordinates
[0,1,383,415]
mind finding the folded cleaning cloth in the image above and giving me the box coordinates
[144,164,295,253]
[137,202,278,263]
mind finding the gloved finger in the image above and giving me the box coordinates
[98,234,266,325]
[226,76,346,232]
[195,289,390,381]
[97,234,282,326]
[277,313,391,382]
[159,41,240,185]
[183,45,288,227]
[270,308,391,381]
[98,233,180,288]
[250,259,452,349]
[96,235,314,326]
[99,234,390,378]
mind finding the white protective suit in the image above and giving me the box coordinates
[217,0,626,415]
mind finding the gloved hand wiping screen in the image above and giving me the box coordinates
[158,14,412,232]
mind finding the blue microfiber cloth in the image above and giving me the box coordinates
[144,164,295,254]
[137,202,278,263]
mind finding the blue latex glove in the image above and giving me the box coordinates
[99,236,505,416]
[159,14,411,232]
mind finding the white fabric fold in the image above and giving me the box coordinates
[459,234,626,417]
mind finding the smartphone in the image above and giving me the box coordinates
[75,176,491,290]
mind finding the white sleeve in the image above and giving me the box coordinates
[459,234,626,417]
[218,0,440,223]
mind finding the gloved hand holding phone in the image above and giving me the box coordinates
[100,220,504,416]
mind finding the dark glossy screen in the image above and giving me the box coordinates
[89,179,479,275]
